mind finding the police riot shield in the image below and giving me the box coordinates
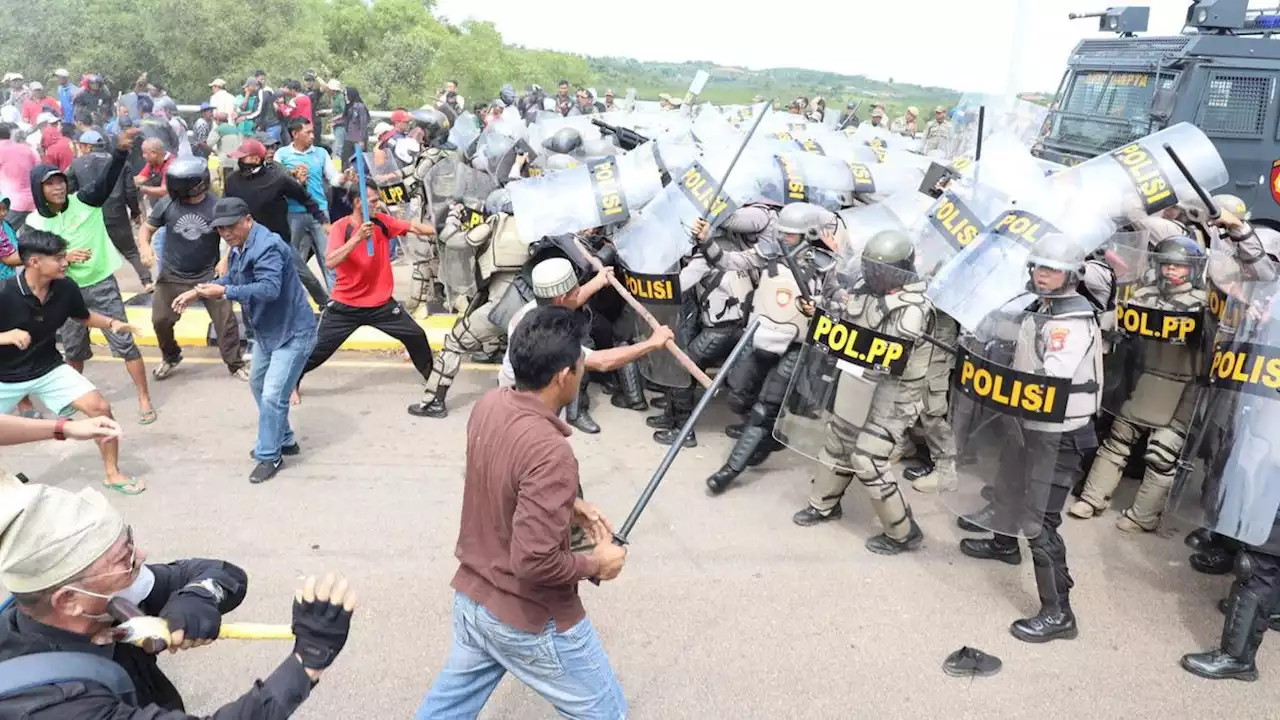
[447,113,481,154]
[940,302,1087,538]
[360,147,415,222]
[910,187,1004,280]
[1102,254,1206,431]
[619,262,689,388]
[772,254,927,472]
[926,169,1116,331]
[1169,272,1280,554]
[508,144,664,243]
[613,103,772,273]
[1106,230,1149,306]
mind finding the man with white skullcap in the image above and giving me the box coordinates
[496,257,674,433]
[0,478,359,718]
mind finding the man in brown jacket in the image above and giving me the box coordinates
[416,305,629,719]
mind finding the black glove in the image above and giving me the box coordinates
[159,585,222,641]
[292,595,353,670]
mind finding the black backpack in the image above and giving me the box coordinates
[0,651,137,712]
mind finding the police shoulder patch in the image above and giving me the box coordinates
[1048,327,1069,352]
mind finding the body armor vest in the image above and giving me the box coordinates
[475,214,528,282]
[1015,294,1102,433]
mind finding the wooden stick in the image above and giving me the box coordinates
[574,238,713,388]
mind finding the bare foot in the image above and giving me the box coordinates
[290,388,301,406]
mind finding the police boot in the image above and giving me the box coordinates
[1183,587,1270,681]
[903,462,935,483]
[725,423,746,439]
[706,426,765,495]
[746,436,783,467]
[959,534,1023,565]
[865,508,924,556]
[910,459,956,493]
[1011,550,1078,644]
[956,503,997,533]
[406,386,449,419]
[1191,546,1236,575]
[1186,528,1217,551]
[793,502,844,527]
[566,387,600,434]
[610,363,649,411]
[646,397,676,430]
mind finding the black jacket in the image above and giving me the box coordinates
[0,558,312,719]
[67,151,140,223]
[30,148,127,219]
[222,163,327,244]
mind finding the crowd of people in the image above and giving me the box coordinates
[0,60,1276,720]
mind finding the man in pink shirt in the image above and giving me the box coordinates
[0,123,39,230]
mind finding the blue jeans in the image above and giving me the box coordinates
[416,592,627,720]
[287,211,335,288]
[249,332,315,462]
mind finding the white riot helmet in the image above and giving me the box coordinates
[1026,234,1085,298]
[775,202,837,244]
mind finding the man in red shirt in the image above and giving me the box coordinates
[295,184,436,403]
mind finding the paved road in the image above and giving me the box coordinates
[4,349,1277,719]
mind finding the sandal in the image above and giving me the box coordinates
[103,478,146,495]
[138,409,158,425]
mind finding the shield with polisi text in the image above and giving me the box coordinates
[508,146,663,243]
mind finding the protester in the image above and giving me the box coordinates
[133,137,172,207]
[273,118,341,289]
[137,158,248,381]
[0,478,358,718]
[23,129,156,427]
[0,194,19,282]
[172,198,317,484]
[416,305,628,718]
[66,129,151,291]
[52,69,77,124]
[0,230,144,493]
[19,83,60,127]
[295,184,436,405]
[0,123,39,231]
[338,87,370,168]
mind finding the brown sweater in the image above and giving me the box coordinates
[451,387,600,633]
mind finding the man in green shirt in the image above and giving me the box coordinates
[23,128,156,425]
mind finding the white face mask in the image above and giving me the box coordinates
[66,565,155,622]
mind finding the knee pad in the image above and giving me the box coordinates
[1235,550,1256,583]
[1028,527,1065,566]
[747,402,773,428]
[727,391,753,416]
[1143,429,1186,476]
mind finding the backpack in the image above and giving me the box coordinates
[0,651,137,709]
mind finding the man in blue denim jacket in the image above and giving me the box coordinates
[171,198,316,484]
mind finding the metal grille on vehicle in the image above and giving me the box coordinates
[1196,75,1273,137]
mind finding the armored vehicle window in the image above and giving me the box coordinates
[1194,74,1272,138]
[1047,71,1161,156]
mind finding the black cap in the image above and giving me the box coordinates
[210,197,251,228]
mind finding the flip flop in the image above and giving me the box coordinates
[138,409,158,425]
[104,478,146,495]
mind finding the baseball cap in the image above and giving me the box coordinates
[28,81,42,91]
[327,78,342,91]
[605,89,615,97]
[35,112,58,126]
[36,166,67,184]
[210,78,226,87]
[199,102,214,112]
[76,129,105,146]
[228,138,268,159]
[303,69,317,80]
[871,108,885,119]
[7,73,22,82]
[54,69,70,78]
[936,105,947,113]
[389,109,412,124]
[210,197,252,228]
[907,106,919,115]
[373,121,393,137]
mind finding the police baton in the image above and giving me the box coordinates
[589,316,763,586]
[697,98,774,230]
[1162,143,1219,221]
[571,237,714,388]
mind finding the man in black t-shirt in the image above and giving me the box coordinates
[0,230,145,493]
[136,157,247,381]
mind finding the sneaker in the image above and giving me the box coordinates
[248,443,299,459]
[231,367,251,381]
[249,458,283,484]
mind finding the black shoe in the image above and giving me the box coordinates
[793,504,843,527]
[1190,547,1235,575]
[611,392,648,410]
[407,398,449,418]
[248,443,299,460]
[250,458,283,484]
[725,423,745,440]
[653,428,697,447]
[746,443,774,467]
[943,646,1002,678]
[1185,528,1216,552]
[1183,588,1269,682]
[706,464,740,495]
[1010,609,1078,643]
[866,516,924,556]
[903,463,935,482]
[646,410,676,430]
[650,394,668,409]
[470,349,503,364]
[956,504,996,533]
[980,485,996,503]
[570,412,600,434]
[959,538,1022,565]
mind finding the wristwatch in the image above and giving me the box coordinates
[53,417,67,441]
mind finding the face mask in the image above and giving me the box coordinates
[239,161,262,175]
[66,565,155,622]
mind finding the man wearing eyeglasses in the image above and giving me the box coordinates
[0,478,359,718]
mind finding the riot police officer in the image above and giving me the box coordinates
[790,230,946,555]
[403,108,462,312]
[956,239,1102,643]
[692,204,832,492]
[409,188,530,418]
[1069,236,1207,531]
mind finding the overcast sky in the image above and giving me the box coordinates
[431,1,1259,93]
